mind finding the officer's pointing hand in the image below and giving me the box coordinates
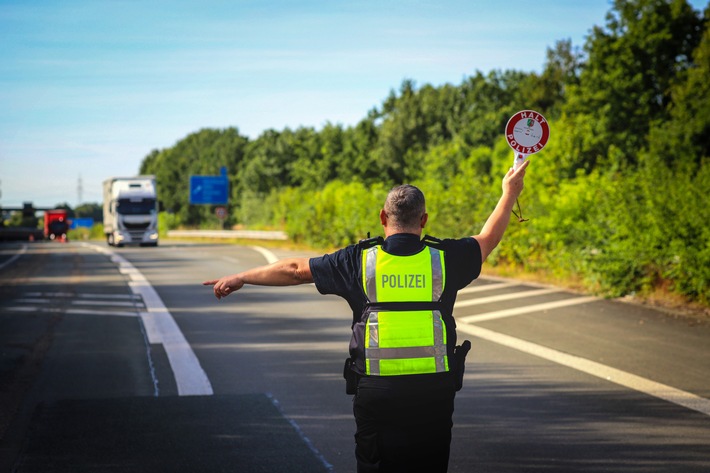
[203,275,245,300]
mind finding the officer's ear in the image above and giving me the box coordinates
[421,212,428,228]
[380,209,388,227]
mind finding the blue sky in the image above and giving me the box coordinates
[1,0,707,207]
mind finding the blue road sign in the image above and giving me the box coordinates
[190,175,229,205]
[70,218,94,229]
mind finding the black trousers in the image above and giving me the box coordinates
[353,374,456,473]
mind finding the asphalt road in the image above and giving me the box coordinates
[1,240,709,473]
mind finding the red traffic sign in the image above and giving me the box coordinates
[215,206,227,220]
[505,110,550,155]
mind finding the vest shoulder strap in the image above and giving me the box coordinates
[358,235,384,249]
[360,234,441,249]
[421,234,443,247]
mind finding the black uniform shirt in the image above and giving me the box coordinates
[309,233,482,324]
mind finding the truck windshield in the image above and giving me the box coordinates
[116,198,156,215]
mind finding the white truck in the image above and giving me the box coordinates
[103,176,159,247]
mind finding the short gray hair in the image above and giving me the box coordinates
[384,184,426,229]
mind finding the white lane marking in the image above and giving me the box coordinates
[14,298,141,308]
[13,298,50,304]
[87,244,213,397]
[72,299,140,307]
[457,324,710,417]
[24,291,141,300]
[0,244,27,270]
[455,288,561,308]
[459,296,598,323]
[6,306,139,317]
[221,256,240,264]
[457,281,518,295]
[251,245,279,264]
[267,393,335,472]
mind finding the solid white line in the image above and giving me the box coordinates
[87,244,213,396]
[251,245,279,264]
[457,281,518,295]
[0,244,27,270]
[457,324,710,417]
[459,296,598,323]
[455,288,560,308]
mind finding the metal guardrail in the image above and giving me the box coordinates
[167,229,288,241]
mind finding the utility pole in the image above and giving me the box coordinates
[77,174,83,207]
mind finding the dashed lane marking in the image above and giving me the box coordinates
[6,292,146,317]
[5,306,140,318]
[13,298,141,308]
[23,291,142,301]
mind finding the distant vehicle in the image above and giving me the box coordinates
[103,176,159,247]
[44,209,69,242]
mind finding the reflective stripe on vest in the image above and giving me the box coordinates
[361,245,448,376]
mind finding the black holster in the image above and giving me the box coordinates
[453,340,471,391]
[343,358,359,395]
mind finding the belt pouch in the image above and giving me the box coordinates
[344,358,359,395]
[453,340,472,391]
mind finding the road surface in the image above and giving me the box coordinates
[1,241,709,472]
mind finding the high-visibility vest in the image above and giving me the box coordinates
[354,242,450,376]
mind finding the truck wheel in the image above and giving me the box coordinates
[107,234,114,246]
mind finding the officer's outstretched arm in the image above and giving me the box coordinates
[473,160,528,261]
[203,257,313,300]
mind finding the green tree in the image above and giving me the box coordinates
[531,39,583,117]
[371,79,428,183]
[336,116,380,185]
[565,0,704,171]
[74,202,102,221]
[649,9,710,166]
[239,129,297,195]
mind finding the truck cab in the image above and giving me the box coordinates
[103,177,159,247]
[44,209,69,242]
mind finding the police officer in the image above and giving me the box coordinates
[204,161,529,472]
